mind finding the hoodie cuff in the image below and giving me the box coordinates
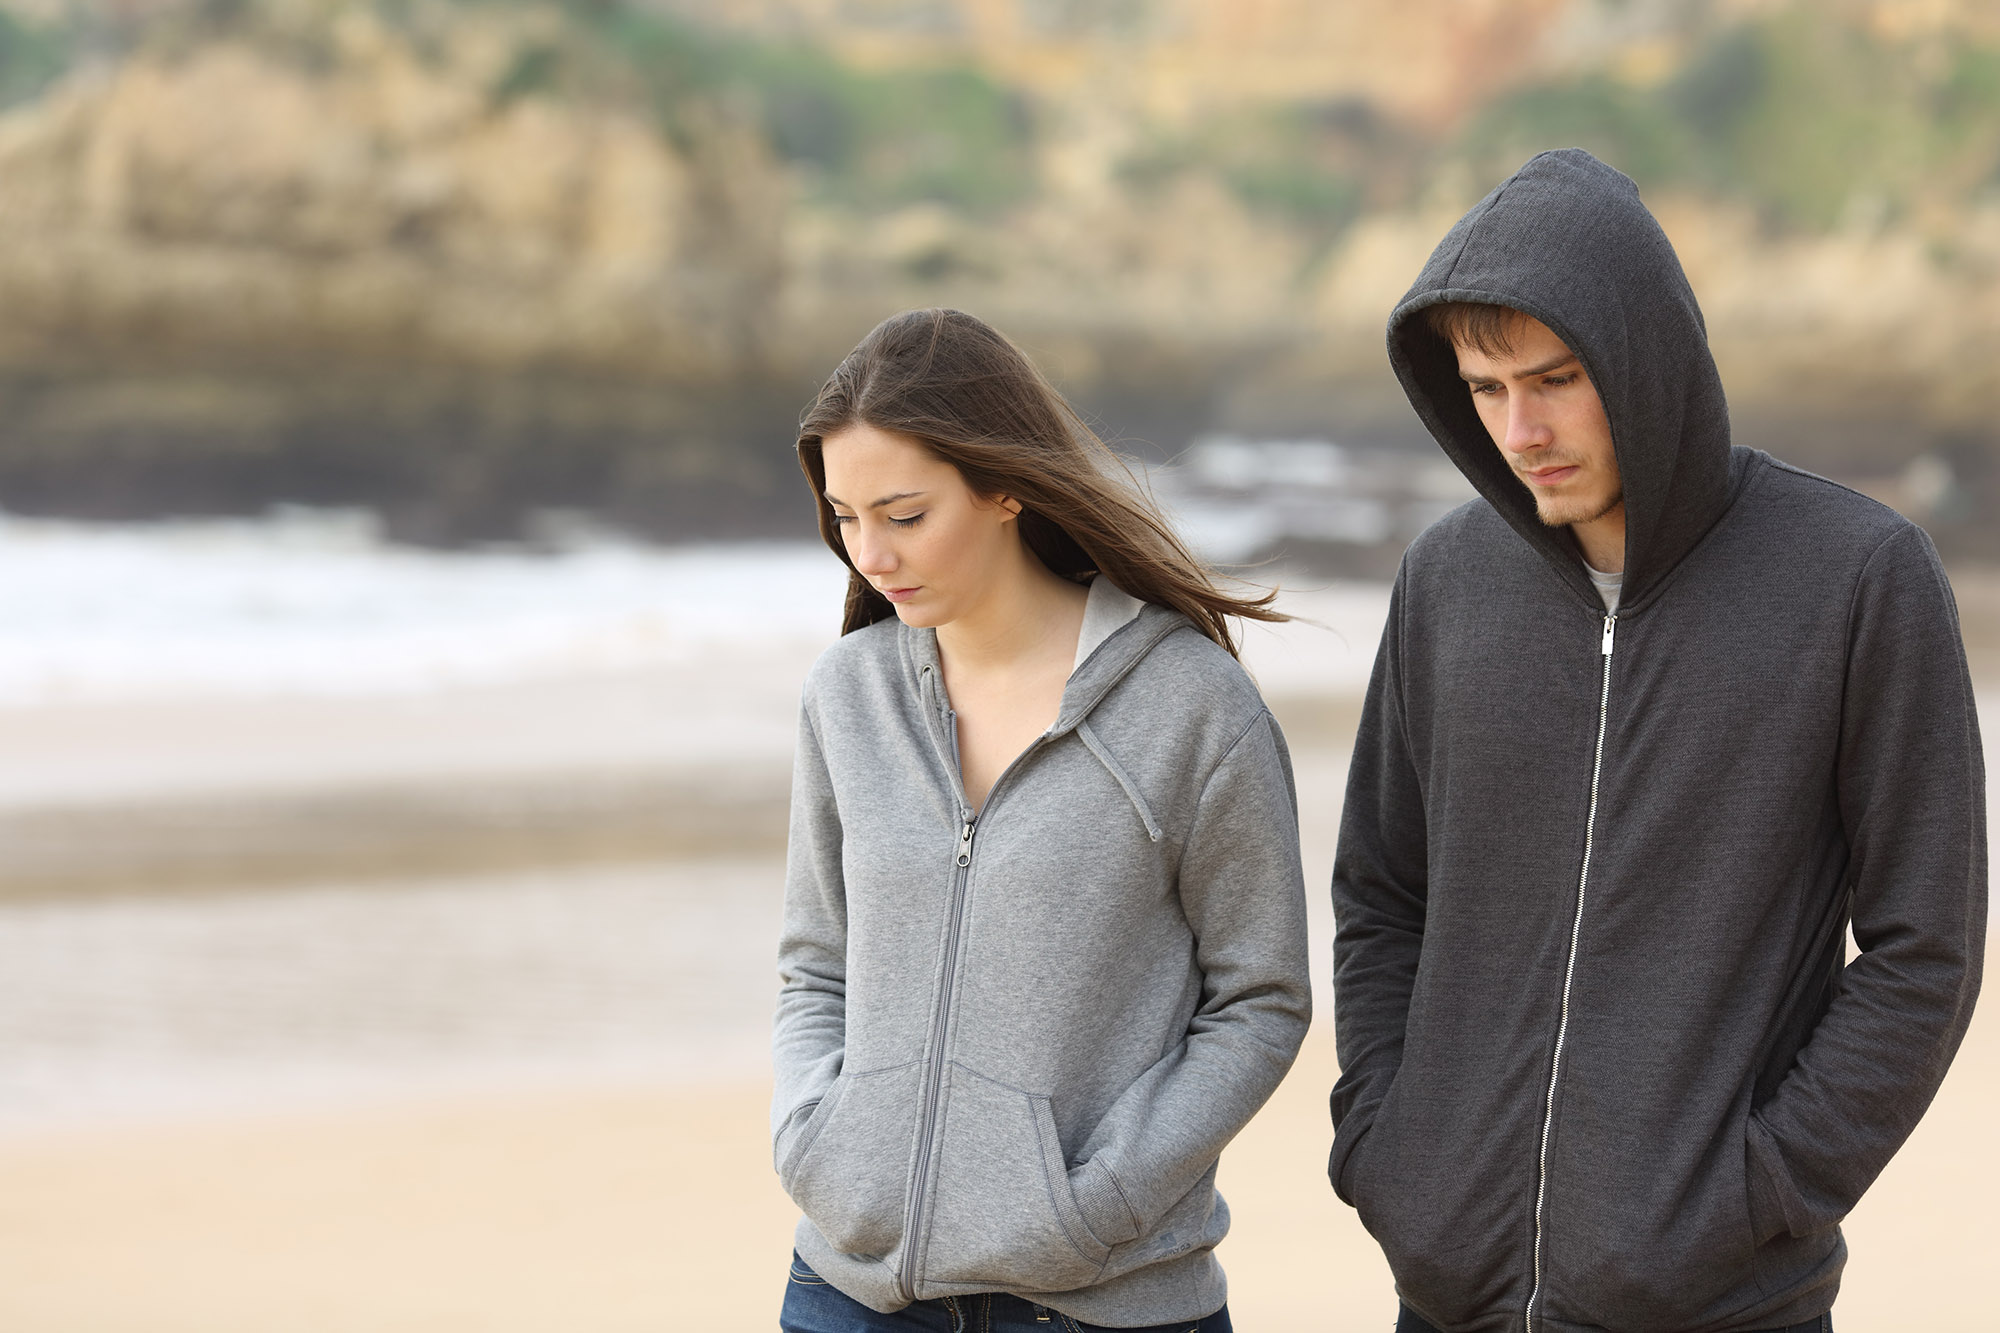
[1328,1103,1382,1208]
[1068,1156,1141,1248]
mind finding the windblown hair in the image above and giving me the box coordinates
[796,308,1283,656]
[1422,300,1527,358]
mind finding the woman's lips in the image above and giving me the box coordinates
[882,586,920,603]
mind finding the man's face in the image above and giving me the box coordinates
[1453,312,1622,532]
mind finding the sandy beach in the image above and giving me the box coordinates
[0,539,1993,1331]
[0,723,1992,1331]
[0,885,1990,1330]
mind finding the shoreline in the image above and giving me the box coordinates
[0,662,1368,902]
[0,764,791,901]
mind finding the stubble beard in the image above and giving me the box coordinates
[1533,486,1624,530]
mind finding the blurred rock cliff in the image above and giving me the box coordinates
[0,0,1996,548]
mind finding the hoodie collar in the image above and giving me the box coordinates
[1387,148,1745,614]
[901,584,1185,741]
[1071,574,1145,673]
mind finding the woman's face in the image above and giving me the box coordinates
[819,422,1021,629]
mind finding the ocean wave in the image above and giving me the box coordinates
[0,509,848,706]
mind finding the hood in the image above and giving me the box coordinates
[1387,148,1740,612]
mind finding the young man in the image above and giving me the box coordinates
[1329,148,1985,1332]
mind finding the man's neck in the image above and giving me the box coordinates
[1572,504,1626,574]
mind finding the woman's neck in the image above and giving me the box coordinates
[935,549,1088,680]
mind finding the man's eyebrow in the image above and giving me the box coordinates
[822,489,929,509]
[1519,353,1580,377]
[1458,354,1580,384]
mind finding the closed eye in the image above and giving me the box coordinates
[828,511,923,529]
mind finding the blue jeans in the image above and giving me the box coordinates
[782,1253,1232,1333]
[1398,1306,1831,1332]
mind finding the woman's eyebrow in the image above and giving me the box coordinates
[823,490,929,509]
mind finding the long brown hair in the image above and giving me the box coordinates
[796,308,1284,656]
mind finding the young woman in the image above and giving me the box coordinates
[772,308,1311,1333]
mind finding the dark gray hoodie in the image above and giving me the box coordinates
[775,580,1312,1325]
[1329,149,1986,1332]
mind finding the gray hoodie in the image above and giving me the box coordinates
[1330,149,1986,1332]
[773,579,1312,1325]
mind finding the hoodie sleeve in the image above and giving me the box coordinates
[1327,566,1429,1205]
[1063,708,1313,1248]
[769,696,850,1162]
[1745,522,1986,1242]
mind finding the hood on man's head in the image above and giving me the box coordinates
[1387,148,1739,612]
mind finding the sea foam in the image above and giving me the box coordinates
[0,509,848,706]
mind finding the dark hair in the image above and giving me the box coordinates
[796,308,1283,656]
[1422,301,1527,357]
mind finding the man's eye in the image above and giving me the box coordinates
[1470,382,1500,395]
[1544,374,1575,387]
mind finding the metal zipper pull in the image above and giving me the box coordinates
[1601,615,1616,656]
[956,819,976,867]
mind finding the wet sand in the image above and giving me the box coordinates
[0,664,803,899]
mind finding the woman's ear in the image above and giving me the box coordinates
[970,489,1023,520]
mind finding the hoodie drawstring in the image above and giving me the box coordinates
[1076,721,1163,843]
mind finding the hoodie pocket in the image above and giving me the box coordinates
[784,1061,924,1259]
[918,1063,1111,1292]
[1346,1085,1511,1323]
[774,1093,827,1178]
[1543,1097,1765,1331]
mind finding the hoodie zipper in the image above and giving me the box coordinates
[900,808,976,1302]
[901,666,1047,1303]
[1526,612,1616,1333]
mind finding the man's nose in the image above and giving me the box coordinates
[1503,397,1555,454]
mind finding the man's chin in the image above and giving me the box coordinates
[1535,492,1622,529]
[1535,501,1583,529]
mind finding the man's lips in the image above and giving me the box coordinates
[1523,464,1580,486]
[880,586,920,603]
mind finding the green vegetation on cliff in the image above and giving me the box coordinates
[1121,100,1395,245]
[1467,12,2000,231]
[597,12,1033,214]
[1112,9,2000,242]
[0,5,72,107]
[159,0,1038,216]
[31,0,2000,236]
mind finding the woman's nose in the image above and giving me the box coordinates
[845,522,895,576]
